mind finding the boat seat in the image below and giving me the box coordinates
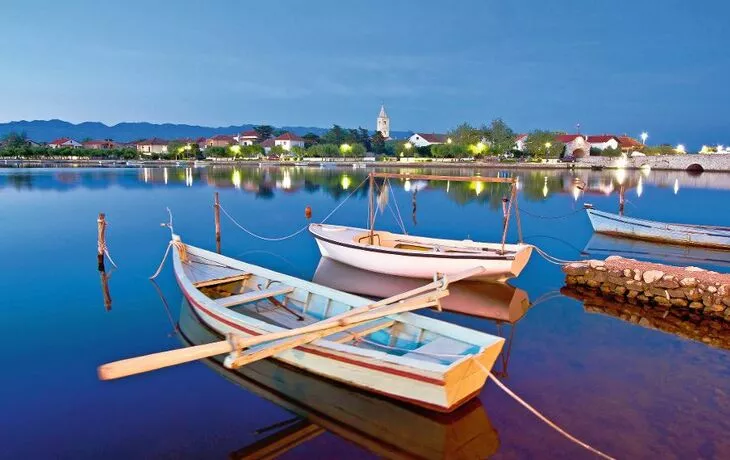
[326,318,396,343]
[400,337,472,364]
[214,286,294,308]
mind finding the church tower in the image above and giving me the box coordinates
[376,104,390,139]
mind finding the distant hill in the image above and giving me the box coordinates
[0,119,413,142]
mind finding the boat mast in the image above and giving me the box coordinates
[368,172,375,245]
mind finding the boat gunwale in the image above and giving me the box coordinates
[588,208,730,237]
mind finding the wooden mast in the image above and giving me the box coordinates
[368,172,375,245]
[214,192,221,253]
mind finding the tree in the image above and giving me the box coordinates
[358,127,372,151]
[269,145,287,157]
[524,130,562,158]
[302,132,320,148]
[350,143,366,157]
[307,143,340,157]
[321,124,347,145]
[2,131,28,148]
[447,122,483,146]
[371,131,386,154]
[254,125,274,142]
[431,143,468,158]
[482,118,515,156]
[291,145,307,158]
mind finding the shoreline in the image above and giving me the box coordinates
[3,154,730,172]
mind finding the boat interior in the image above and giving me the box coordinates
[352,230,515,255]
[184,253,481,367]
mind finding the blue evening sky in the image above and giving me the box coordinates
[1,0,728,146]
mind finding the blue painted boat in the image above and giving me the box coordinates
[586,207,730,249]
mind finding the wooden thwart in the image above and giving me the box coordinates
[194,273,251,288]
[215,286,294,308]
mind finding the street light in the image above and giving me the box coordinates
[404,142,412,150]
[676,144,686,154]
[340,143,351,154]
[640,132,648,145]
[446,137,453,144]
[544,142,551,157]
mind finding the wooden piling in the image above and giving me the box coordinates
[100,270,112,311]
[214,192,221,253]
[97,213,106,271]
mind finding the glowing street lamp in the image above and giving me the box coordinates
[640,132,648,145]
[446,137,453,144]
[675,144,686,154]
[404,142,412,150]
[340,143,351,154]
[230,145,241,157]
[544,142,551,156]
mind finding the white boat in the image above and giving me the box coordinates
[310,172,532,281]
[586,207,730,249]
[177,300,500,459]
[171,237,505,412]
[310,223,532,281]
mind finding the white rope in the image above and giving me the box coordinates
[149,241,172,279]
[351,337,614,459]
[103,248,119,269]
[218,177,369,242]
[529,244,581,265]
[386,178,408,234]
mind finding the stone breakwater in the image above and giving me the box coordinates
[563,256,730,323]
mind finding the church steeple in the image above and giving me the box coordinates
[376,104,390,139]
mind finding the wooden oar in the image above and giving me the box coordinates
[98,288,448,381]
[225,299,441,368]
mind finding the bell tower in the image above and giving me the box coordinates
[376,104,390,139]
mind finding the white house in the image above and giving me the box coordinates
[408,133,446,147]
[274,132,305,151]
[235,129,259,146]
[514,134,528,151]
[136,138,168,155]
[48,137,82,149]
[586,135,620,151]
[556,134,590,158]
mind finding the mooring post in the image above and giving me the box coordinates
[214,192,221,253]
[100,270,112,311]
[97,213,106,271]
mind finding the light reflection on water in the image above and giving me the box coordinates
[1,165,729,459]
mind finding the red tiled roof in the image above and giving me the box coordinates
[515,134,528,141]
[414,133,447,143]
[586,135,618,143]
[555,134,584,143]
[260,138,276,148]
[83,140,108,146]
[137,137,168,146]
[275,132,304,141]
[618,136,642,149]
[50,137,73,145]
[240,130,258,137]
[209,134,235,142]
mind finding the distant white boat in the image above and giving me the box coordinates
[586,207,730,249]
[193,160,209,168]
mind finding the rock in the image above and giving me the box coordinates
[710,305,725,312]
[566,275,577,285]
[638,317,652,327]
[670,298,688,308]
[608,276,626,286]
[593,272,607,282]
[587,279,601,288]
[703,295,715,307]
[722,297,730,307]
[655,275,680,289]
[627,290,640,299]
[643,270,664,284]
[719,285,729,296]
[615,286,627,296]
[689,301,704,309]
[623,269,632,278]
[589,260,605,269]
[564,264,587,276]
[637,294,650,303]
[680,277,698,287]
[605,255,622,262]
[633,270,642,281]
[600,284,613,295]
[654,296,671,306]
[685,288,702,301]
[686,266,705,272]
[666,289,686,299]
[708,285,718,294]
[596,266,607,272]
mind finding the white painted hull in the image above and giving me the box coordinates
[172,241,504,412]
[310,224,532,281]
[587,208,730,249]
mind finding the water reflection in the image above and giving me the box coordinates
[178,299,500,459]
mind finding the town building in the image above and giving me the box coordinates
[274,132,305,151]
[82,140,117,150]
[514,134,528,151]
[376,104,390,139]
[260,138,275,153]
[408,133,447,147]
[48,137,82,149]
[136,138,168,155]
[617,136,642,154]
[206,135,236,148]
[586,135,620,151]
[235,130,259,146]
[556,134,590,158]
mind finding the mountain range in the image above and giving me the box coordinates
[0,119,412,142]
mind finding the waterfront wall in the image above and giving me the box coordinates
[563,256,730,324]
[576,154,730,172]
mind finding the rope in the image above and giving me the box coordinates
[350,337,614,459]
[97,218,118,269]
[387,178,408,234]
[520,207,583,220]
[529,244,582,265]
[149,241,172,279]
[219,177,369,242]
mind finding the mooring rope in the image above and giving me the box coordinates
[149,241,173,279]
[350,336,614,459]
[219,176,369,242]
[97,217,119,269]
[529,244,582,265]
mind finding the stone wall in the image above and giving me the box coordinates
[563,256,730,323]
[577,154,730,172]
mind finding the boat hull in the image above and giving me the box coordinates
[310,224,532,281]
[587,209,730,249]
[172,244,504,412]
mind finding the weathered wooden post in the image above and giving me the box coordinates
[214,192,221,253]
[100,270,112,311]
[97,213,106,271]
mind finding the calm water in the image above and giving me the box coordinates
[1,165,729,459]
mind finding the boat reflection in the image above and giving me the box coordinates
[561,286,730,351]
[312,257,531,323]
[178,299,500,459]
[582,233,730,270]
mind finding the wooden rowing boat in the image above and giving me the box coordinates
[310,223,533,281]
[313,257,532,323]
[178,300,501,459]
[171,237,505,412]
[309,172,533,281]
[586,207,730,249]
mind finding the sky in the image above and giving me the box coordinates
[1,0,728,147]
